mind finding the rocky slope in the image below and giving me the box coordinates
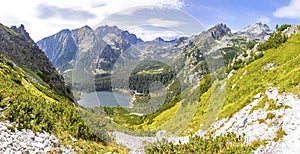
[0,121,76,154]
[209,87,300,153]
[37,25,142,76]
[112,87,300,153]
[0,23,70,98]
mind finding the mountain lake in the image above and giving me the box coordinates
[78,91,133,108]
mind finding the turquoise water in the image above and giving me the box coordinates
[78,91,132,108]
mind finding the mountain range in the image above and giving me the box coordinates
[37,22,272,92]
[1,19,300,153]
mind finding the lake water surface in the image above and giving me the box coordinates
[78,91,132,108]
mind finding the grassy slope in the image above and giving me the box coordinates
[186,33,300,133]
[0,57,128,153]
[135,101,182,130]
[100,29,300,138]
[220,33,300,118]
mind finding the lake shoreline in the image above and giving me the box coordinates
[77,90,134,108]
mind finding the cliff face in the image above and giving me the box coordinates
[0,23,71,98]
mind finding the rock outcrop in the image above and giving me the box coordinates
[0,121,76,154]
[207,87,300,153]
[10,24,35,44]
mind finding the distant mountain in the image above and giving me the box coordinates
[37,23,271,91]
[37,25,143,77]
[235,22,272,41]
[0,23,70,98]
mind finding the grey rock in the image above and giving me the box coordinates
[12,142,21,151]
[0,121,74,153]
[34,136,44,143]
[49,135,60,147]
[237,117,247,128]
[34,142,45,149]
[253,93,262,99]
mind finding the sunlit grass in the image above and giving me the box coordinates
[219,33,300,119]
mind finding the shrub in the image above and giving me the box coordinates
[276,24,291,32]
[247,42,256,50]
[145,132,259,153]
[257,32,288,51]
[266,112,276,120]
[273,127,287,142]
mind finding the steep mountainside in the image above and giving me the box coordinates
[37,25,142,77]
[148,25,300,153]
[0,23,127,153]
[0,24,70,98]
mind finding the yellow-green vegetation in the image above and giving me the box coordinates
[250,95,267,113]
[266,112,276,120]
[183,28,300,135]
[145,132,261,153]
[136,101,182,130]
[100,87,200,135]
[258,119,266,124]
[0,57,127,153]
[186,76,222,134]
[219,32,300,119]
[273,127,287,142]
[249,95,290,114]
[144,26,297,153]
[201,80,226,130]
[0,23,20,36]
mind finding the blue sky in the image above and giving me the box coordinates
[0,0,299,41]
[183,0,300,31]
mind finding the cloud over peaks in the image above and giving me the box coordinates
[36,4,97,22]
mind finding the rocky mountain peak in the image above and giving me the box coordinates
[11,24,34,43]
[153,37,165,42]
[58,29,71,34]
[207,23,232,40]
[95,25,143,45]
[190,23,232,45]
[239,22,271,34]
[95,25,123,38]
[73,25,93,35]
[235,22,272,41]
[81,25,93,31]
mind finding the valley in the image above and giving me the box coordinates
[0,12,300,153]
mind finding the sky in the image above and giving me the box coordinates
[0,0,300,41]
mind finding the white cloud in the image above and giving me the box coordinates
[257,17,271,25]
[0,0,185,41]
[146,18,183,27]
[132,29,182,41]
[274,0,300,18]
[128,25,184,41]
